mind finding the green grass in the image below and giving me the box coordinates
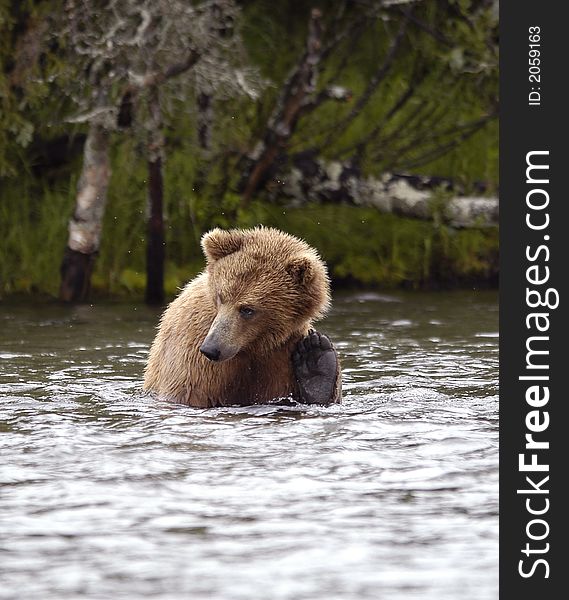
[235,203,498,289]
[0,171,498,299]
[0,180,72,296]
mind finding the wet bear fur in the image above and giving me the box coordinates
[143,226,341,407]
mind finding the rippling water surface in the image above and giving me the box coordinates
[0,291,498,600]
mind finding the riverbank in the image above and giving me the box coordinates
[0,191,498,300]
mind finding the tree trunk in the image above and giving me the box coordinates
[59,122,111,302]
[241,8,324,204]
[145,87,165,305]
[193,86,213,194]
[197,90,213,153]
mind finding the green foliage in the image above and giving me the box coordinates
[265,0,499,184]
[235,203,498,289]
[0,0,65,176]
[0,179,71,295]
[0,0,499,298]
[0,172,498,298]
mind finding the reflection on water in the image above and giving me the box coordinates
[0,291,498,600]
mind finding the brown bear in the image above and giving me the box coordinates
[143,226,341,407]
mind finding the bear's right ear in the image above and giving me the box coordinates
[286,255,315,287]
[201,228,244,263]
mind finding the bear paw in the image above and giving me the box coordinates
[292,331,340,405]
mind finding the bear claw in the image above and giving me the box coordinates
[292,331,340,405]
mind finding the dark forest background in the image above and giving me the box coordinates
[0,0,498,302]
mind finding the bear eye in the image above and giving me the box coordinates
[239,306,255,318]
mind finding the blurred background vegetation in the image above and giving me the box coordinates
[0,0,498,300]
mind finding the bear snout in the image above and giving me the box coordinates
[199,342,221,362]
[200,310,242,362]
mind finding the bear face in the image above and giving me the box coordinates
[199,227,330,362]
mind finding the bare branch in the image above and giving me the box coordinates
[320,10,411,150]
[242,8,324,203]
[381,102,490,169]
[388,5,453,47]
[338,69,426,161]
[127,49,201,89]
[394,113,497,171]
[301,85,352,113]
[66,106,116,124]
[320,2,383,62]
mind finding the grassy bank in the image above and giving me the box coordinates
[0,165,498,299]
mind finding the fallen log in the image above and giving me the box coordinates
[272,155,498,228]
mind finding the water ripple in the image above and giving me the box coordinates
[0,291,498,600]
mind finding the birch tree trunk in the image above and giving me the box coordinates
[145,86,165,305]
[59,122,111,302]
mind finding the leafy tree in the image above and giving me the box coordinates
[53,0,259,302]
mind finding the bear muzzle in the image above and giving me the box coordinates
[199,340,222,362]
[199,313,241,362]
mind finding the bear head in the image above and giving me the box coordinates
[199,226,331,361]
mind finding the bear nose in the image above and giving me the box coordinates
[200,344,221,362]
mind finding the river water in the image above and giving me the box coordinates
[0,291,498,600]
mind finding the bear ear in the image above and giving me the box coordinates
[286,256,314,287]
[201,228,244,262]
